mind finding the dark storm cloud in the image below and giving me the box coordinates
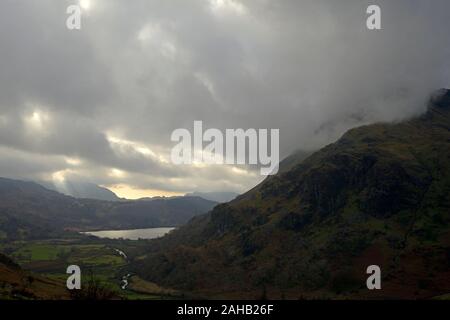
[0,0,449,195]
[0,0,114,113]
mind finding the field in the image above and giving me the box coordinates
[0,238,180,300]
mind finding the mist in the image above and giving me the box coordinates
[0,0,449,196]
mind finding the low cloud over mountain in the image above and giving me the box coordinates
[0,1,449,197]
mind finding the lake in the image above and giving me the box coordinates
[82,227,175,240]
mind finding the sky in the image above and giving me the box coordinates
[0,0,449,199]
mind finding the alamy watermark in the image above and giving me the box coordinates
[171,121,279,176]
[66,5,82,30]
[366,5,382,30]
[66,265,81,290]
[366,265,381,290]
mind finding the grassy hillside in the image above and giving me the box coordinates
[132,89,450,299]
[0,238,189,300]
[0,253,70,300]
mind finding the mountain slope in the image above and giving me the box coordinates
[0,253,70,299]
[185,192,239,203]
[0,179,217,240]
[133,89,450,299]
[39,180,120,201]
[80,196,218,230]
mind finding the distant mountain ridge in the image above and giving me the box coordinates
[185,192,239,203]
[39,180,120,201]
[37,179,238,204]
[133,89,450,299]
[0,178,217,240]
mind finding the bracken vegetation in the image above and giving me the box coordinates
[131,89,450,299]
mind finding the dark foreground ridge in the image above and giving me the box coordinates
[0,253,70,299]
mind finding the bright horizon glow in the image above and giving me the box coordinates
[105,184,184,199]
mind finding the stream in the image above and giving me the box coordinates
[114,248,128,261]
[113,248,131,290]
[121,273,132,290]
